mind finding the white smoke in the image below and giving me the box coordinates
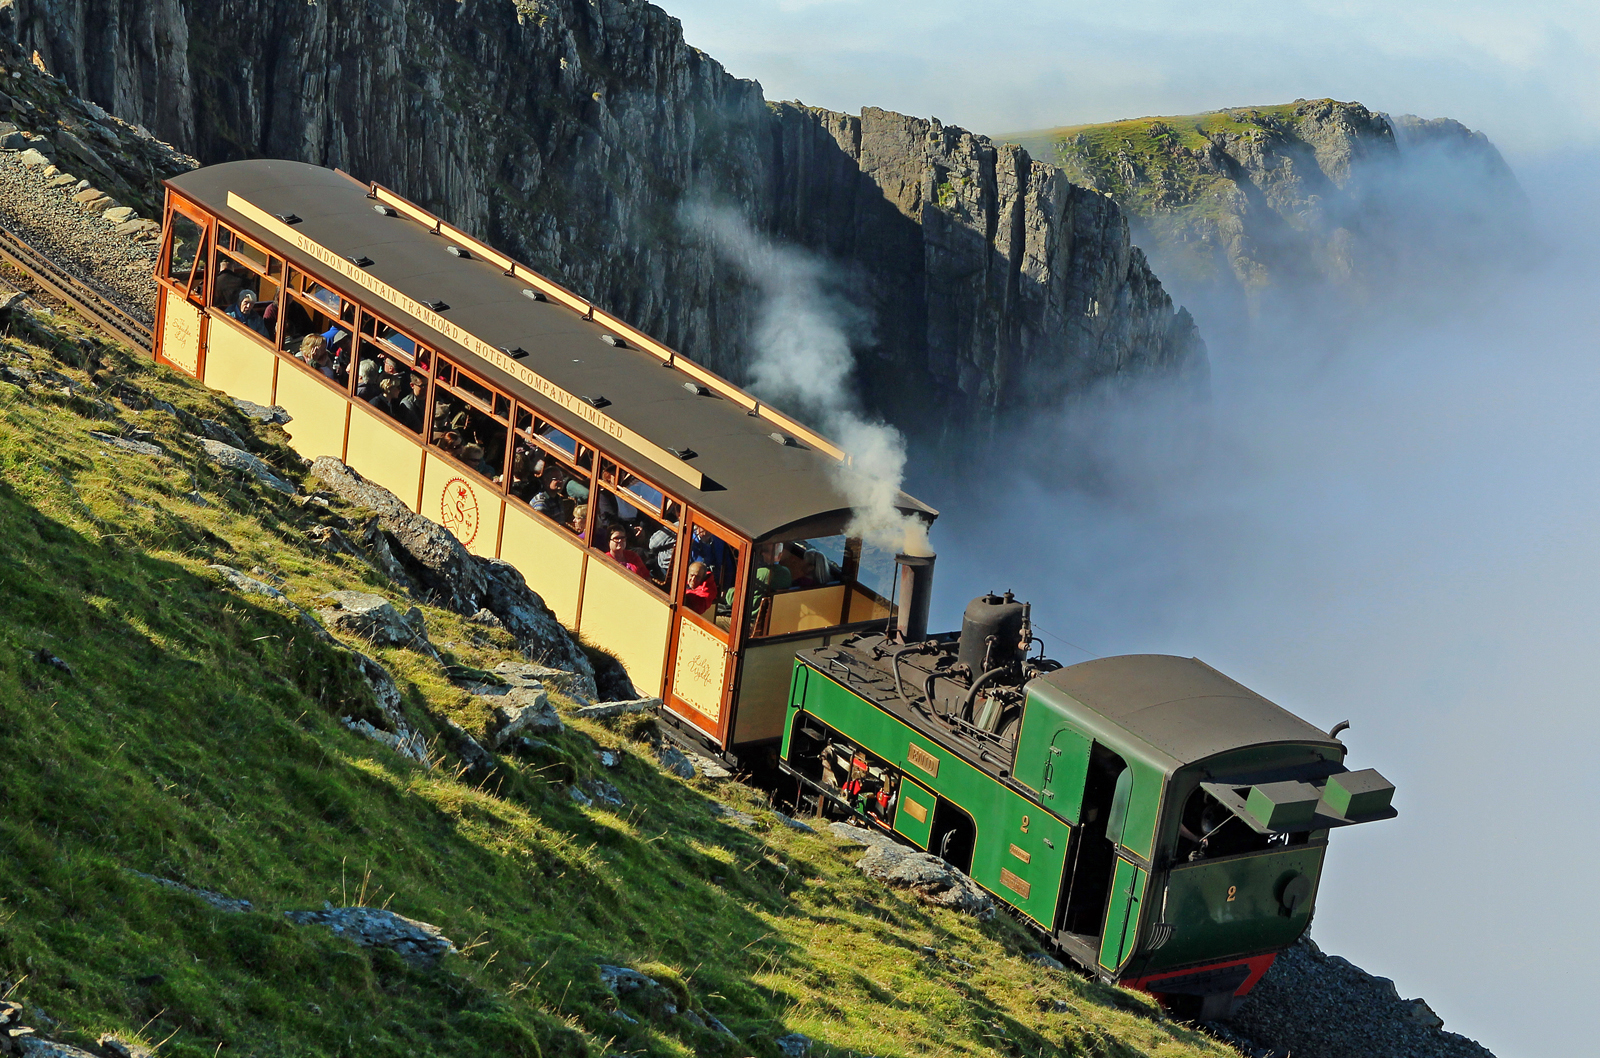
[681,201,930,555]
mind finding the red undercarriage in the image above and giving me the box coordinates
[1124,952,1278,1002]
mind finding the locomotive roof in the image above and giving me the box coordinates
[166,160,936,543]
[1032,654,1343,769]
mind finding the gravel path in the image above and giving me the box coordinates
[0,149,161,323]
[1214,936,1496,1058]
[1,37,196,326]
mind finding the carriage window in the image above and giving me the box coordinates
[358,313,426,366]
[592,461,678,591]
[508,407,594,537]
[219,228,269,273]
[429,362,509,485]
[164,212,206,294]
[214,249,282,308]
[681,522,741,637]
[352,313,430,433]
[288,268,355,323]
[280,298,347,382]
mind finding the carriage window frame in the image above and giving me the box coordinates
[589,456,681,597]
[161,202,210,300]
[353,309,432,426]
[508,406,596,538]
[599,457,680,526]
[676,513,743,644]
[426,357,514,489]
[358,311,429,370]
[209,225,287,348]
[284,266,355,325]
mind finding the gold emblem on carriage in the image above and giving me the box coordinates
[441,477,481,545]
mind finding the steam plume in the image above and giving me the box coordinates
[681,202,930,555]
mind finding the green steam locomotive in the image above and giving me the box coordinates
[778,590,1396,1019]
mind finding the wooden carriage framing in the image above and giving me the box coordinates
[152,160,935,763]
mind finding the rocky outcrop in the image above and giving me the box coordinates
[1037,99,1527,344]
[317,589,436,655]
[0,35,193,218]
[310,456,595,683]
[7,0,1203,434]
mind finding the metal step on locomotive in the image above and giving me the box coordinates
[150,160,1396,1021]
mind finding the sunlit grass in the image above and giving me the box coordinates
[0,312,1240,1057]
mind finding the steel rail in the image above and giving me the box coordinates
[0,222,153,352]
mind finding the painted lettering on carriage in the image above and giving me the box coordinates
[226,193,703,489]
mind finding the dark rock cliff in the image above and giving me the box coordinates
[5,0,1203,436]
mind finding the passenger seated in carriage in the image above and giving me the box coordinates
[228,290,276,339]
[683,561,716,615]
[605,526,648,578]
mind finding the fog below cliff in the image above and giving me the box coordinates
[916,149,1599,1058]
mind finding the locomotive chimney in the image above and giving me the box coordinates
[894,553,936,643]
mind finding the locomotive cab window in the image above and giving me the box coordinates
[1175,786,1306,862]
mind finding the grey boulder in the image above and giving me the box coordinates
[487,684,563,747]
[198,438,294,494]
[857,843,995,919]
[318,590,434,654]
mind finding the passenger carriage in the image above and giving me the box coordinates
[153,160,934,766]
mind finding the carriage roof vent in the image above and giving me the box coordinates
[373,204,397,217]
[425,299,449,312]
[666,446,698,460]
[683,382,709,396]
[599,333,626,348]
[347,255,373,268]
[521,288,547,302]
[500,346,529,360]
[770,431,795,447]
[275,212,302,225]
[447,245,470,259]
[580,394,611,409]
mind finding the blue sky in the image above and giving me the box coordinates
[667,0,1599,152]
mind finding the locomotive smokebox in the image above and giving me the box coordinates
[959,592,1029,675]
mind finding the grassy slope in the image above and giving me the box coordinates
[995,103,1345,289]
[996,103,1310,178]
[0,304,1238,1058]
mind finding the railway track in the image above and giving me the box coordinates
[0,222,153,352]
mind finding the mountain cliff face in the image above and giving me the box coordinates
[3,0,1203,436]
[1002,100,1526,349]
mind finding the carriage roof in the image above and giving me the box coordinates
[168,160,936,543]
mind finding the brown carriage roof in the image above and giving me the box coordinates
[1032,654,1342,769]
[167,159,936,543]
